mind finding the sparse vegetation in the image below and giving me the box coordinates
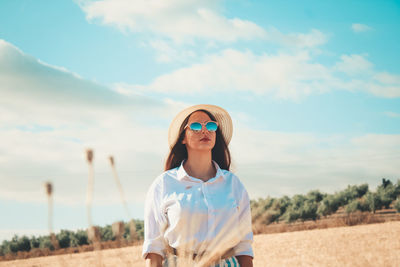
[251,178,400,225]
[1,178,399,261]
[395,197,400,213]
[0,220,143,259]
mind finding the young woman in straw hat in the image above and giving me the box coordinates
[143,104,253,267]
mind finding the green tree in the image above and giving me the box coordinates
[280,205,300,223]
[8,236,20,253]
[394,198,400,213]
[1,240,11,255]
[100,225,114,241]
[259,209,281,224]
[17,236,31,252]
[345,199,369,213]
[364,192,382,213]
[30,236,40,249]
[395,179,400,196]
[39,236,54,250]
[300,200,318,220]
[272,196,291,217]
[319,195,341,216]
[306,190,325,203]
[57,230,72,248]
[0,243,4,256]
[134,220,144,240]
[355,184,369,198]
[376,179,397,208]
[316,201,329,217]
[70,230,88,247]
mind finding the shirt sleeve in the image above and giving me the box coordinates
[142,178,168,259]
[233,180,254,258]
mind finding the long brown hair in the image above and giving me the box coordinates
[164,109,231,171]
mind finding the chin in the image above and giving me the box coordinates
[194,144,215,151]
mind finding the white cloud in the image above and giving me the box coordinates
[124,49,331,98]
[352,23,372,33]
[78,0,267,43]
[77,0,330,66]
[374,72,400,84]
[334,54,373,75]
[0,40,177,205]
[368,72,400,98]
[78,0,328,53]
[0,40,159,110]
[119,49,400,99]
[230,122,400,198]
[149,39,197,63]
[268,28,328,48]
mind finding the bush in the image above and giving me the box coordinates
[57,230,72,248]
[300,200,318,220]
[259,209,281,225]
[345,199,369,214]
[135,220,144,240]
[17,236,31,252]
[100,225,114,241]
[337,184,368,206]
[30,236,40,249]
[395,179,400,196]
[291,194,306,209]
[39,236,54,250]
[306,190,325,203]
[272,196,291,216]
[376,181,397,208]
[394,198,400,213]
[250,201,266,222]
[355,184,369,198]
[318,195,341,216]
[70,230,88,247]
[364,192,382,213]
[316,201,329,217]
[0,240,11,255]
[280,206,300,223]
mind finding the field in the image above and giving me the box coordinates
[1,221,399,267]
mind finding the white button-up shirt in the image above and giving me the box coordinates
[142,161,254,259]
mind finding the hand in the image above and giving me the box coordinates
[236,255,253,267]
[145,253,163,267]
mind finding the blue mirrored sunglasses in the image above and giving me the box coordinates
[185,121,218,132]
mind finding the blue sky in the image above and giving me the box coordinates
[1,0,399,241]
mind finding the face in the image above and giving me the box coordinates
[182,111,217,152]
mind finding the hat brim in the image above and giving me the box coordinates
[168,104,233,149]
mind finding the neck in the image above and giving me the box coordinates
[184,150,215,182]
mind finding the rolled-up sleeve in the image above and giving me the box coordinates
[233,185,254,258]
[142,179,167,259]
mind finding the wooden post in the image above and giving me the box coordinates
[112,221,124,240]
[88,226,100,244]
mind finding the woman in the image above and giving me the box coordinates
[143,104,254,267]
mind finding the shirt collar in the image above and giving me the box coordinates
[177,160,225,183]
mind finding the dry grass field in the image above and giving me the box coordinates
[2,221,399,267]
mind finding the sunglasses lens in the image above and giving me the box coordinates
[189,122,202,131]
[206,122,218,132]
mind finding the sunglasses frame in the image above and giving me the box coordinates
[184,121,219,132]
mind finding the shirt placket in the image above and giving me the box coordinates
[202,182,216,240]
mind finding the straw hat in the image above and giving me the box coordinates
[168,104,233,149]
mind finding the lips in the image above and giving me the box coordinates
[200,137,211,141]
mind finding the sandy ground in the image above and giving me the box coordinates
[2,221,399,267]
